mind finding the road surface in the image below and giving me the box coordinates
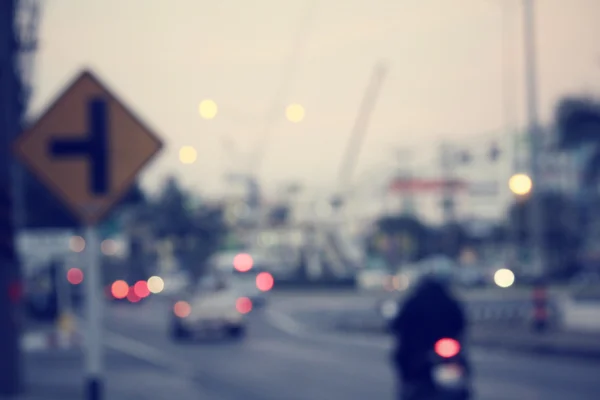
[94,293,600,400]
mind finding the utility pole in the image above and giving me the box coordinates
[499,0,521,269]
[522,0,545,280]
[0,0,24,395]
[439,142,457,224]
[393,147,415,215]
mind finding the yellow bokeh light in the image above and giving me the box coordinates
[69,236,86,253]
[199,99,218,120]
[285,103,305,123]
[508,173,532,195]
[147,276,165,294]
[494,268,515,288]
[179,146,197,164]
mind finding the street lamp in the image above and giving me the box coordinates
[508,173,532,196]
[198,99,218,120]
[285,103,305,123]
[179,146,197,165]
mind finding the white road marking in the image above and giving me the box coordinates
[103,331,195,379]
[264,308,391,350]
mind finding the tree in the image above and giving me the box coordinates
[150,176,226,278]
[556,97,600,149]
[152,176,194,238]
[368,214,430,270]
[509,192,582,278]
[555,96,600,185]
[432,222,468,260]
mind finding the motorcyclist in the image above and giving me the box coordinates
[389,259,467,396]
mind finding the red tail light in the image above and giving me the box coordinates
[236,297,253,314]
[174,301,191,318]
[111,280,129,299]
[256,272,274,292]
[127,286,141,303]
[434,338,461,358]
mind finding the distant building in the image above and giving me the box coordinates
[383,128,581,225]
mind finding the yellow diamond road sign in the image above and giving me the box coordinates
[12,70,163,225]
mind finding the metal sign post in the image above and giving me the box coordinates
[84,226,102,399]
[12,70,163,400]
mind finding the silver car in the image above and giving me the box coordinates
[229,267,271,307]
[170,277,247,340]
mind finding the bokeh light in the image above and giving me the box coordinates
[435,338,461,358]
[111,280,129,299]
[494,268,515,288]
[127,287,141,303]
[147,276,165,294]
[285,103,305,123]
[134,280,150,298]
[101,239,118,256]
[179,146,197,164]
[233,253,253,272]
[509,173,532,195]
[66,268,84,285]
[70,236,85,253]
[256,272,274,292]
[236,297,253,314]
[174,301,191,318]
[199,99,218,120]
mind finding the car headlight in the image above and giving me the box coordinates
[380,300,398,319]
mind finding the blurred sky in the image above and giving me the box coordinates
[29,0,600,198]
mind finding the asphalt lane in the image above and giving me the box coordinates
[102,295,600,400]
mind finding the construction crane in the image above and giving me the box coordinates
[332,61,389,209]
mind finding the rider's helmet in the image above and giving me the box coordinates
[417,255,455,287]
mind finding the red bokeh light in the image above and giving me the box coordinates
[256,272,274,292]
[111,280,129,299]
[174,301,191,318]
[127,287,141,303]
[236,297,253,314]
[66,268,84,285]
[133,280,150,298]
[434,338,461,358]
[233,253,253,272]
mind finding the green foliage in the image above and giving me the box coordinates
[555,96,600,150]
[368,215,430,267]
[150,176,227,277]
[509,192,582,275]
[433,222,468,259]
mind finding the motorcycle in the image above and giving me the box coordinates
[401,337,471,400]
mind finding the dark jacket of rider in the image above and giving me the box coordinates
[390,277,467,381]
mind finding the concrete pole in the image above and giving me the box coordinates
[522,0,546,279]
[499,0,521,268]
[0,0,23,395]
[439,142,457,224]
